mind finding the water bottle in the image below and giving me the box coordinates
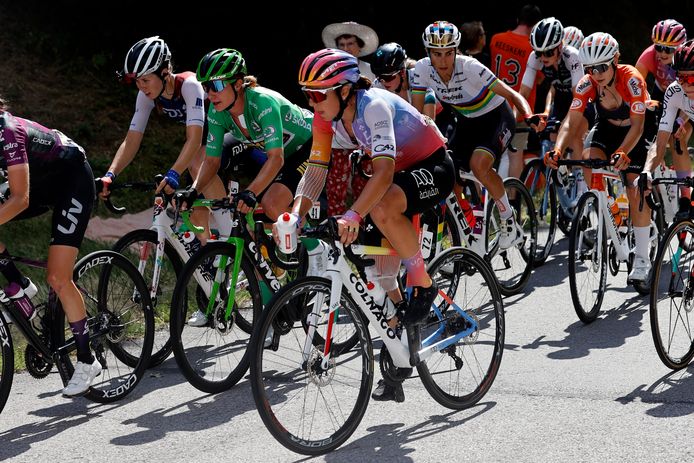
[458,196,477,230]
[5,282,34,320]
[177,224,202,257]
[276,212,299,254]
[365,266,394,319]
[608,196,622,227]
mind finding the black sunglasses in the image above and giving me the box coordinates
[584,63,611,75]
[534,47,558,58]
[654,44,676,54]
[378,72,400,83]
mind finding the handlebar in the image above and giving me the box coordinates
[95,175,161,214]
[556,158,613,169]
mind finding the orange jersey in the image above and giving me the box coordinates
[571,64,649,120]
[489,30,536,108]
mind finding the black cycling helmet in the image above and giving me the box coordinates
[371,42,408,76]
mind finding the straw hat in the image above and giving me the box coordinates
[321,21,379,57]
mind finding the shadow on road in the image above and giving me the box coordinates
[616,368,694,417]
[289,401,497,463]
[521,292,647,360]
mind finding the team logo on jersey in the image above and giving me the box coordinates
[258,107,272,119]
[195,98,203,108]
[576,79,591,95]
[57,198,83,235]
[628,77,643,97]
[207,133,215,144]
[410,168,435,188]
[570,98,583,110]
[631,101,646,114]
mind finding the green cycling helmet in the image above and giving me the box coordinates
[197,48,247,82]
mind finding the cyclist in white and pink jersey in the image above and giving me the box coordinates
[99,36,228,239]
[411,21,543,249]
[636,19,692,216]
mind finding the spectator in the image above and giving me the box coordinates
[461,21,490,67]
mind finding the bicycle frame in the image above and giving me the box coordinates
[443,172,494,258]
[302,242,479,370]
[586,170,633,263]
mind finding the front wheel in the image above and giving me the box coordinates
[250,277,373,455]
[419,247,504,409]
[521,159,557,267]
[54,251,155,403]
[649,220,694,369]
[568,192,607,324]
[170,241,261,393]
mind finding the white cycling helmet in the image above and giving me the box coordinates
[563,26,584,49]
[422,21,461,49]
[123,36,171,78]
[530,17,564,51]
[579,32,619,66]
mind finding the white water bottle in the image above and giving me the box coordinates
[276,212,299,253]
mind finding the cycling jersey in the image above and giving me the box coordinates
[658,81,694,133]
[0,111,85,171]
[411,54,506,117]
[129,72,206,132]
[296,87,446,202]
[570,64,649,121]
[489,30,536,108]
[636,45,677,93]
[521,46,583,99]
[205,86,313,158]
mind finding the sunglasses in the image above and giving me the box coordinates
[301,85,342,104]
[677,74,694,86]
[655,44,677,54]
[584,63,611,75]
[117,71,137,85]
[202,80,229,93]
[378,72,400,83]
[534,47,558,58]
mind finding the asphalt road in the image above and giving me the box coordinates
[2,238,693,462]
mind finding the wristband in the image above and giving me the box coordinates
[104,171,116,181]
[676,117,685,127]
[165,169,180,189]
[343,209,363,224]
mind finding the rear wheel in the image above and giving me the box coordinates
[521,159,557,267]
[0,312,14,416]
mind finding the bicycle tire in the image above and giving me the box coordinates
[418,247,504,409]
[568,192,607,323]
[250,276,373,455]
[112,229,182,367]
[53,250,154,403]
[170,241,261,393]
[521,159,557,267]
[649,220,694,369]
[0,312,14,416]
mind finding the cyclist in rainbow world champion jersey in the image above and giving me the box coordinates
[98,36,228,240]
[644,40,694,208]
[411,21,543,249]
[284,48,455,335]
[545,32,658,283]
[0,100,102,396]
[177,48,316,326]
[521,17,589,195]
[636,19,692,217]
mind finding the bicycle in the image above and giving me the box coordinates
[520,120,583,266]
[169,197,306,393]
[440,171,537,296]
[0,250,154,415]
[647,176,694,369]
[566,158,660,324]
[249,219,504,455]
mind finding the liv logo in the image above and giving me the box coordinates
[57,198,83,234]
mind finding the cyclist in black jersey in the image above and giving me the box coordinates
[0,98,100,397]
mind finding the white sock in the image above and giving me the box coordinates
[634,226,650,260]
[495,193,513,220]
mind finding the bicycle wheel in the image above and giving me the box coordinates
[568,192,607,323]
[418,247,504,409]
[521,159,557,267]
[53,251,154,403]
[0,312,14,416]
[650,220,694,369]
[170,241,261,393]
[485,177,537,296]
[113,229,182,367]
[250,276,373,455]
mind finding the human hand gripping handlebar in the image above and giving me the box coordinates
[94,175,161,214]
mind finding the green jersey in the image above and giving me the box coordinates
[205,86,313,158]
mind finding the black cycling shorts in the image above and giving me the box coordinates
[588,110,658,175]
[16,161,95,248]
[393,148,455,216]
[448,102,516,173]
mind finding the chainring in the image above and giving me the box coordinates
[24,344,53,379]
[379,345,412,386]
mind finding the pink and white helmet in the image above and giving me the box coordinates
[298,48,360,89]
[563,26,584,49]
[652,19,687,47]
